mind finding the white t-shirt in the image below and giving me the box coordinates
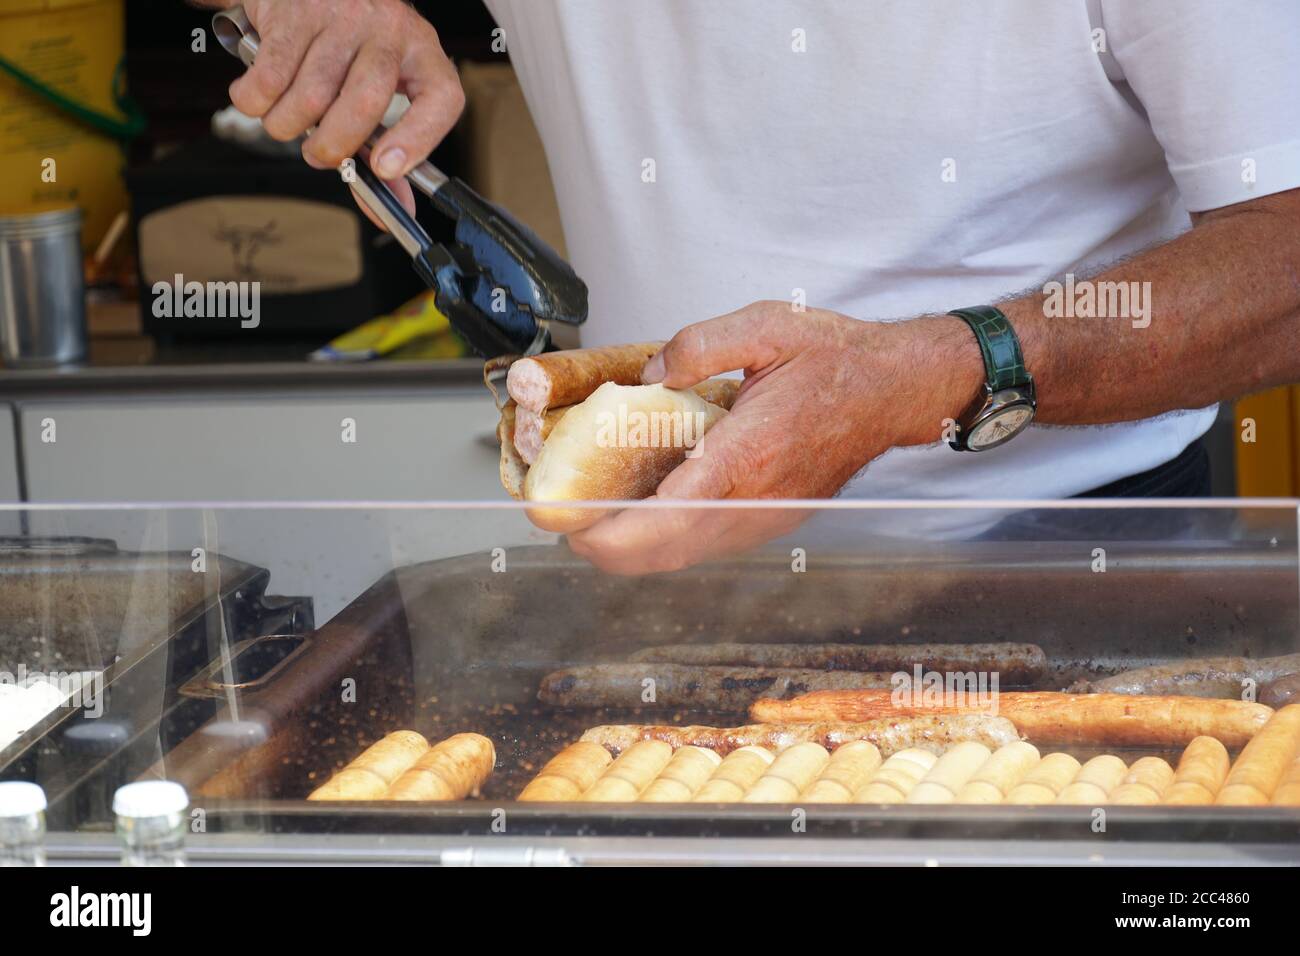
[484,0,1300,500]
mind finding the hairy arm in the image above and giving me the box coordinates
[978,188,1300,428]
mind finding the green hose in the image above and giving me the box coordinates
[0,53,146,141]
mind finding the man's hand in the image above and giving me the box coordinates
[567,302,983,574]
[211,0,464,215]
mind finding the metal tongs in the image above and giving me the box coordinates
[212,5,586,357]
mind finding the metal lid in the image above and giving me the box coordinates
[0,206,83,241]
[0,781,47,817]
[113,781,189,818]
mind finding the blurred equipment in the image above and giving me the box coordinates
[311,290,470,362]
[127,137,424,341]
[212,4,587,358]
[0,0,140,253]
[0,206,87,367]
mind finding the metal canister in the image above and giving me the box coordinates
[0,206,88,367]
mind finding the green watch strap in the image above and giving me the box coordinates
[947,305,1030,392]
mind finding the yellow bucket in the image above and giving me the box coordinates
[0,0,128,251]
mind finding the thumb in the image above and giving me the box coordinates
[642,303,785,388]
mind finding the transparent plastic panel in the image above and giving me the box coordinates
[1,500,1298,860]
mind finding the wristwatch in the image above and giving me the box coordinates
[946,305,1037,452]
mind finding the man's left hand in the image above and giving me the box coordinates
[566,301,983,574]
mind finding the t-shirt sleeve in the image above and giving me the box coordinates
[1100,0,1300,211]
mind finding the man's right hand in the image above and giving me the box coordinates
[204,0,465,213]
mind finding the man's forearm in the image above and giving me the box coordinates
[991,188,1300,427]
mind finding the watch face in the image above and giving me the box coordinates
[967,404,1034,451]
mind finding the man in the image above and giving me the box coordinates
[200,0,1300,572]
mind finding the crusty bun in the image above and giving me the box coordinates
[522,382,727,532]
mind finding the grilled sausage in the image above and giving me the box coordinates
[750,689,1274,749]
[629,642,1047,684]
[579,715,1021,758]
[1070,653,1300,698]
[385,733,495,801]
[506,342,664,412]
[539,663,894,710]
[1261,673,1300,709]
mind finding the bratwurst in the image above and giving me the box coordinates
[1069,653,1300,698]
[579,715,1021,757]
[538,663,894,710]
[629,641,1047,684]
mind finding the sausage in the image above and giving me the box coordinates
[1005,752,1081,805]
[742,742,830,802]
[1261,673,1300,709]
[1070,653,1300,698]
[801,741,883,803]
[1108,756,1175,805]
[1216,704,1300,805]
[517,741,612,801]
[513,405,570,465]
[1056,755,1127,805]
[308,730,429,801]
[629,642,1047,684]
[539,663,894,711]
[693,746,775,802]
[955,742,1041,804]
[579,715,1022,758]
[854,749,937,803]
[506,342,664,412]
[582,740,674,802]
[908,742,991,804]
[750,689,1274,749]
[639,746,722,802]
[385,733,495,801]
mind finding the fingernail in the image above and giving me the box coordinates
[376,148,407,179]
[642,351,665,383]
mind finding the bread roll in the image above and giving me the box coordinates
[582,740,674,802]
[1056,755,1127,804]
[801,741,882,803]
[908,742,992,804]
[523,383,728,532]
[854,748,937,803]
[1162,735,1230,806]
[308,730,430,801]
[1216,704,1300,805]
[386,733,496,801]
[639,746,722,802]
[743,742,831,802]
[1108,756,1175,804]
[693,746,774,802]
[956,741,1041,804]
[1005,752,1081,805]
[518,741,612,801]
